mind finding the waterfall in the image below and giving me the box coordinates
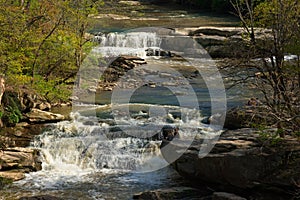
[30,104,209,174]
[93,32,162,58]
[32,113,162,172]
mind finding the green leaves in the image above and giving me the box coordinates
[0,0,102,102]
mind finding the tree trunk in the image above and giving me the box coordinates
[0,75,4,106]
[0,75,4,127]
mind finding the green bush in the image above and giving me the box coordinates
[3,106,22,125]
[1,94,23,126]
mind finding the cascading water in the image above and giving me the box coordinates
[94,31,162,58]
[33,104,207,173]
[33,110,163,172]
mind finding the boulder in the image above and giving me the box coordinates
[26,108,65,123]
[173,128,300,197]
[133,187,210,200]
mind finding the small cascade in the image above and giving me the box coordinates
[95,32,161,48]
[31,104,207,174]
[93,32,162,58]
[33,115,162,172]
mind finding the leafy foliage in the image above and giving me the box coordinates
[0,0,103,103]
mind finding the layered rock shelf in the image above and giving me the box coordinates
[0,147,41,181]
[175,27,271,58]
[172,128,300,199]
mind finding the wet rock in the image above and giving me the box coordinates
[173,128,300,193]
[26,108,65,123]
[212,192,246,200]
[133,187,209,200]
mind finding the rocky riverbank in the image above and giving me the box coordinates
[0,86,68,184]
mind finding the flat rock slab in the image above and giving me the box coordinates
[26,108,65,123]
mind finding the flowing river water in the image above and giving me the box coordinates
[1,3,248,200]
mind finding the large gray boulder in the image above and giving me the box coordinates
[173,128,300,192]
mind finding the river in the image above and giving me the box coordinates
[1,2,245,200]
